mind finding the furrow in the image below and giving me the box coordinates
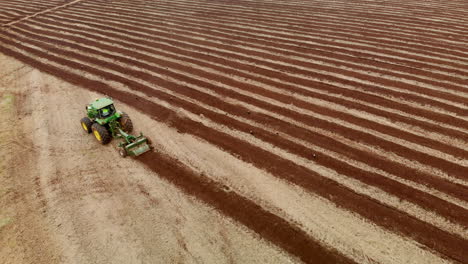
[39,14,468,129]
[0,37,466,262]
[4,29,468,229]
[132,0,468,41]
[59,6,466,78]
[197,0,468,25]
[212,0,468,28]
[100,0,468,37]
[86,1,468,57]
[22,18,468,150]
[7,24,468,190]
[62,6,468,76]
[70,3,468,91]
[153,120,451,264]
[53,9,468,113]
[15,22,468,167]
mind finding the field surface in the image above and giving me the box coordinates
[0,0,467,263]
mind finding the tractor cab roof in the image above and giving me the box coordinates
[90,98,114,109]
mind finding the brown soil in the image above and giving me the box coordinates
[0,53,299,264]
[1,0,467,263]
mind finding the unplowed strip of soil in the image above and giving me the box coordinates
[66,3,468,92]
[2,0,85,27]
[17,21,468,153]
[45,13,468,124]
[247,1,468,28]
[68,3,468,73]
[118,3,468,88]
[7,26,468,227]
[0,41,352,264]
[56,8,468,116]
[46,2,468,46]
[4,2,47,9]
[178,0,468,34]
[86,1,468,62]
[10,24,468,192]
[18,21,468,160]
[56,9,468,108]
[25,18,468,142]
[171,0,468,27]
[0,7,28,16]
[91,0,467,43]
[0,2,48,11]
[152,5,466,55]
[0,38,466,263]
[7,26,468,232]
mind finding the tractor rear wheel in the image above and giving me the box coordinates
[80,117,93,134]
[91,123,111,145]
[119,112,133,133]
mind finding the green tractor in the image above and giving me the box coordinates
[80,97,151,157]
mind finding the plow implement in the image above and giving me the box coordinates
[116,128,151,158]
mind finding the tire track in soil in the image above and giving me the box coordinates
[0,38,466,263]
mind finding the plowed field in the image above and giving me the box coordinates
[0,0,467,263]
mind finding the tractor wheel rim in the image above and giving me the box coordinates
[93,130,102,141]
[81,122,88,131]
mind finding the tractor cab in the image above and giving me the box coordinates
[86,98,120,124]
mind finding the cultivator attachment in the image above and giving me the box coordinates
[117,128,152,158]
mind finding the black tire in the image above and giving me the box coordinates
[119,148,127,158]
[80,117,93,134]
[91,123,111,145]
[119,112,133,133]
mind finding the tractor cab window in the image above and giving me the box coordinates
[99,104,115,118]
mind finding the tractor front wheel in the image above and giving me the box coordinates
[80,117,93,134]
[119,112,133,133]
[91,123,111,145]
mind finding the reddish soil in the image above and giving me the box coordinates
[1,0,467,263]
